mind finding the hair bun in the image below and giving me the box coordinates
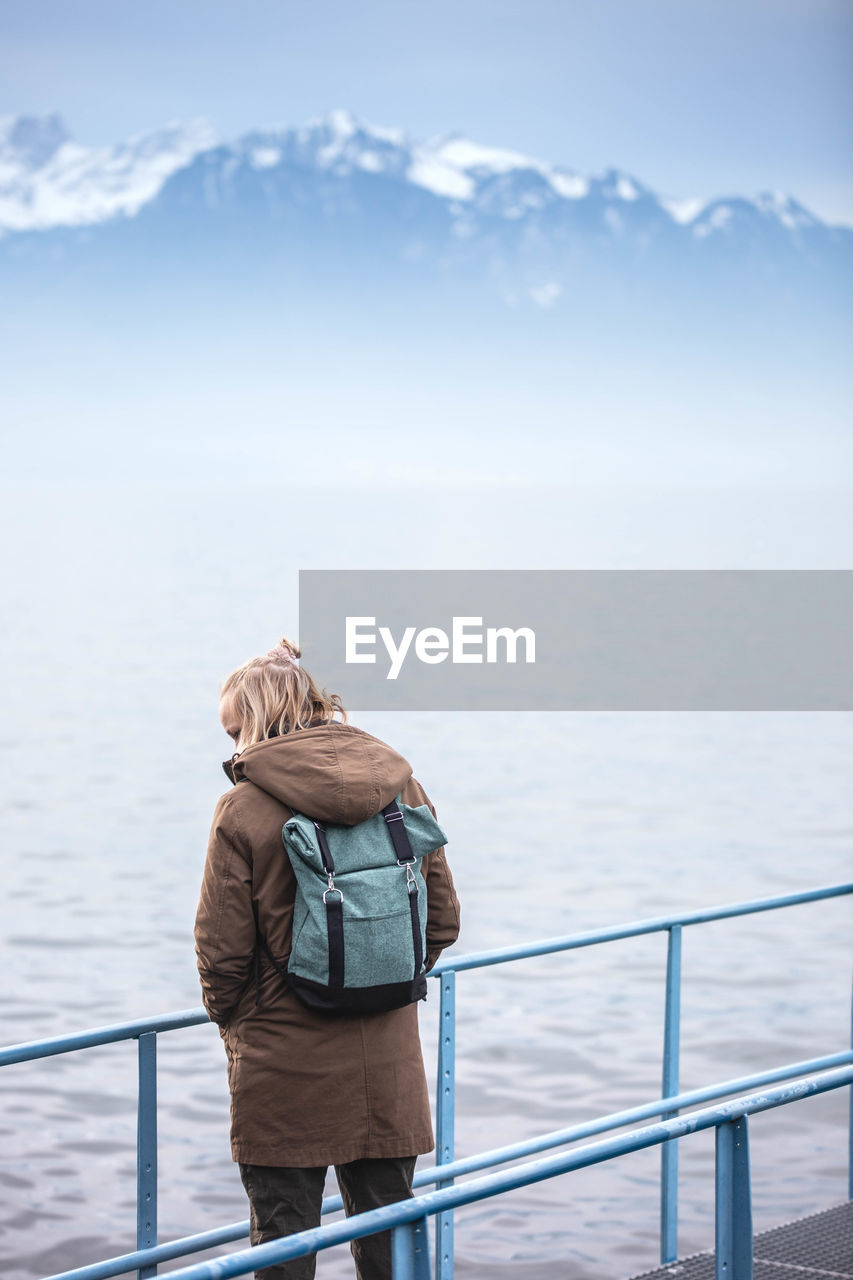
[267,636,301,664]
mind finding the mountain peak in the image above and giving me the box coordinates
[303,107,405,148]
[0,111,70,169]
[754,189,818,229]
[320,106,358,138]
[594,167,648,201]
[0,108,840,247]
[0,114,217,232]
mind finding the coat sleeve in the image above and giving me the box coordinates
[194,790,256,1027]
[403,776,461,972]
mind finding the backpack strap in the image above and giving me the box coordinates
[312,819,345,989]
[406,868,424,980]
[312,819,336,875]
[384,799,424,980]
[382,798,416,864]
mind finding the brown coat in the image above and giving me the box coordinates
[194,721,461,1166]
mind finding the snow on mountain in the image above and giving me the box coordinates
[689,189,824,240]
[661,196,706,225]
[0,107,839,258]
[235,108,411,183]
[232,111,661,227]
[0,113,218,232]
[409,133,582,205]
[753,190,820,231]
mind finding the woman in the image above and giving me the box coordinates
[194,637,461,1280]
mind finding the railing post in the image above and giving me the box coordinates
[660,923,682,1263]
[435,970,456,1280]
[136,1031,158,1279]
[848,970,852,1201]
[393,1216,431,1280]
[715,1115,753,1280]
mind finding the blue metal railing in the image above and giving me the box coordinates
[60,1065,853,1280]
[1,882,850,1280]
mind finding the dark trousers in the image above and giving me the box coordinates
[238,1156,417,1280]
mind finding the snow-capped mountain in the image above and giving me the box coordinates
[1,108,850,319]
[0,107,838,244]
[0,112,217,231]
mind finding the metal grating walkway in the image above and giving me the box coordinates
[632,1201,853,1280]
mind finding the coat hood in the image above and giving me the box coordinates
[226,721,413,825]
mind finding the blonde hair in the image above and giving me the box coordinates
[220,635,348,751]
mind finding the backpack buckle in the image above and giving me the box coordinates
[323,870,343,904]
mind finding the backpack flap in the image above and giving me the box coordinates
[284,800,446,873]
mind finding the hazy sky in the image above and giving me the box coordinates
[2,0,852,225]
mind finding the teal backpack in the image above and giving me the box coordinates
[272,796,448,1015]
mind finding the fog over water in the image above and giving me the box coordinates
[1,477,851,1278]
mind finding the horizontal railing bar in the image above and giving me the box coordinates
[72,1066,853,1280]
[36,1221,252,1280]
[431,882,853,974]
[414,1047,853,1183]
[4,884,849,1066]
[40,1047,853,1280]
[0,1008,209,1066]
